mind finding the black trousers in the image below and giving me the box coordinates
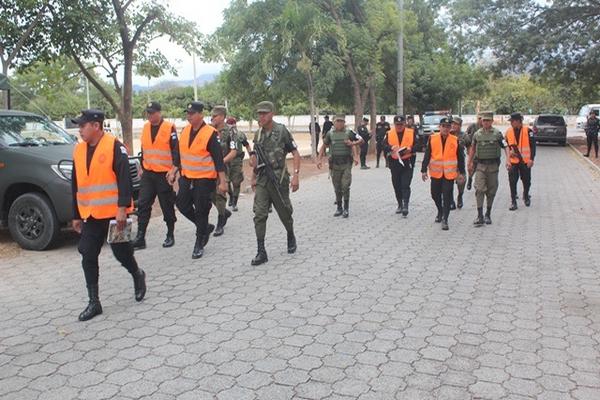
[586,133,599,156]
[376,141,385,166]
[78,218,138,288]
[431,177,454,220]
[389,158,414,206]
[137,170,176,233]
[508,163,531,201]
[360,142,368,166]
[175,176,215,239]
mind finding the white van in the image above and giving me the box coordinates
[576,104,600,128]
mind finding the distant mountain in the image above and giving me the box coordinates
[133,73,217,92]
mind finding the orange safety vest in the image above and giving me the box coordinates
[388,127,414,160]
[429,133,458,180]
[141,120,174,172]
[73,134,133,219]
[505,127,531,164]
[179,123,217,179]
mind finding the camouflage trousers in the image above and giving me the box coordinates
[253,174,294,242]
[228,159,244,199]
[330,161,352,204]
[474,161,499,208]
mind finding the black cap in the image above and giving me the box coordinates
[363,117,369,122]
[509,112,523,121]
[145,101,161,113]
[393,115,405,124]
[324,115,330,119]
[439,117,452,125]
[185,101,204,113]
[71,109,105,125]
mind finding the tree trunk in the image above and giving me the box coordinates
[121,47,134,154]
[307,70,317,158]
[369,78,377,154]
[1,63,8,109]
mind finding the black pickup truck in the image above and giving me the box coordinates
[0,110,140,250]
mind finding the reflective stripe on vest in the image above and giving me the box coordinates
[387,128,414,160]
[73,134,133,219]
[505,127,531,164]
[141,121,174,172]
[429,134,458,180]
[179,123,217,179]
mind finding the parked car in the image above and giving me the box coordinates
[576,104,600,129]
[532,114,567,146]
[415,111,449,151]
[0,110,141,250]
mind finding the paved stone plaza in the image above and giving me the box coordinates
[1,145,600,400]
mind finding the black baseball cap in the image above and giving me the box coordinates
[393,115,405,124]
[509,112,523,121]
[71,109,105,125]
[185,101,204,113]
[439,117,452,126]
[145,101,161,113]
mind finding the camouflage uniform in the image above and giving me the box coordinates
[227,126,247,208]
[324,127,355,216]
[211,125,235,218]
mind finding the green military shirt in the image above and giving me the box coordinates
[473,127,504,160]
[230,126,248,160]
[218,125,236,158]
[253,121,297,185]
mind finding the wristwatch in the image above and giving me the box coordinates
[293,169,300,175]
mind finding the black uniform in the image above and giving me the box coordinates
[137,121,180,238]
[322,119,333,137]
[175,123,225,247]
[585,116,600,157]
[72,138,139,289]
[421,135,466,222]
[383,129,416,212]
[508,127,536,203]
[309,121,321,151]
[357,124,370,167]
[375,121,391,167]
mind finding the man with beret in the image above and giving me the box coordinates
[225,117,251,211]
[132,101,179,250]
[170,102,228,259]
[357,117,371,169]
[465,113,483,190]
[317,114,360,217]
[383,115,416,216]
[450,116,467,209]
[505,112,536,210]
[209,105,235,236]
[71,109,146,321]
[421,117,466,230]
[468,112,511,226]
[250,101,300,266]
[375,116,391,168]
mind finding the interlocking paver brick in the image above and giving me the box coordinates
[1,147,600,399]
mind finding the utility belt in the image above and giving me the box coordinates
[477,158,500,165]
[329,155,352,166]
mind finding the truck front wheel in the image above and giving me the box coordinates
[8,193,60,250]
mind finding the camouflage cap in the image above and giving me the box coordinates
[211,105,227,116]
[480,111,494,121]
[256,101,275,113]
[451,116,463,125]
[334,114,346,121]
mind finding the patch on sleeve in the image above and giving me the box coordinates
[230,141,236,149]
[120,146,128,155]
[291,140,297,149]
[171,132,177,140]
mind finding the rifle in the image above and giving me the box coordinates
[254,143,292,213]
[509,143,525,166]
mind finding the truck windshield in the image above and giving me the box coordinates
[0,115,77,147]
[423,115,443,125]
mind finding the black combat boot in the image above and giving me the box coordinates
[214,209,232,237]
[435,209,442,223]
[228,196,233,207]
[401,199,409,217]
[342,199,349,218]
[162,223,175,248]
[232,196,239,212]
[523,192,531,207]
[509,200,518,211]
[467,176,473,191]
[132,269,146,302]
[333,201,343,217]
[450,200,456,210]
[132,226,147,250]
[441,218,449,231]
[203,224,215,247]
[484,207,492,225]
[251,240,268,265]
[395,203,402,214]
[287,231,297,254]
[457,193,463,209]
[79,285,102,321]
[474,207,484,226]
[192,236,204,259]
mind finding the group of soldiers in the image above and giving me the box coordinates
[70,102,535,322]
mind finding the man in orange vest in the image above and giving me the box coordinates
[171,102,228,259]
[421,117,466,230]
[132,101,179,250]
[505,112,535,210]
[71,109,146,322]
[383,115,416,216]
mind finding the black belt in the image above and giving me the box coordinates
[477,158,500,164]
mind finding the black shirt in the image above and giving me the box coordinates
[586,118,600,135]
[143,120,180,169]
[323,120,333,135]
[358,125,370,143]
[181,122,225,174]
[72,137,132,219]
[309,122,321,135]
[376,121,391,141]
[512,126,536,161]
[421,134,466,175]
